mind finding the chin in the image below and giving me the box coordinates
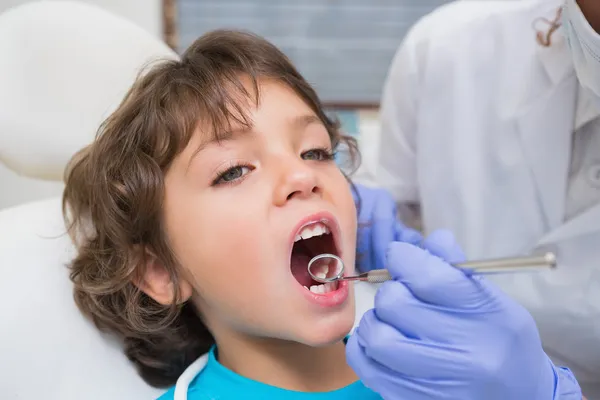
[293,304,356,347]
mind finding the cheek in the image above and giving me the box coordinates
[163,192,266,292]
[334,174,357,227]
[327,172,358,269]
[341,196,358,273]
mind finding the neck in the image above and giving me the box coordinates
[577,0,600,33]
[213,333,358,392]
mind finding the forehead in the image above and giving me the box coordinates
[199,79,323,142]
[256,80,316,114]
[179,80,327,167]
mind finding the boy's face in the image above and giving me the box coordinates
[158,79,357,346]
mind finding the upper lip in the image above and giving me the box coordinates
[289,211,343,262]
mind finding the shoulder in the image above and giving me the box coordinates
[408,0,558,45]
[397,0,562,66]
[154,384,217,400]
[156,387,175,400]
[385,0,561,88]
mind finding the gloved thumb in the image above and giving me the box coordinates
[386,241,493,309]
[394,220,423,246]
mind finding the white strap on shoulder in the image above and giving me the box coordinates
[173,353,209,400]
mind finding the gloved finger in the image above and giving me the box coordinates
[348,336,454,400]
[347,333,425,400]
[370,192,397,272]
[352,309,469,380]
[373,280,462,343]
[345,331,387,392]
[353,185,397,272]
[348,311,413,380]
[421,229,465,264]
[386,242,491,309]
[356,222,375,272]
[352,184,390,224]
[394,220,423,246]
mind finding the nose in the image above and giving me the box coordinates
[273,157,322,206]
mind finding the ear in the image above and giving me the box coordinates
[135,249,193,306]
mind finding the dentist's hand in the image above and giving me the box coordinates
[347,230,581,400]
[353,184,422,273]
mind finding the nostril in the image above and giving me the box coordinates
[286,191,298,201]
[287,186,320,200]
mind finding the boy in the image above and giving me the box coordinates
[63,29,380,399]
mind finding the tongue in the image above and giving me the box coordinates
[290,253,314,287]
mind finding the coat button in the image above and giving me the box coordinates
[587,165,600,188]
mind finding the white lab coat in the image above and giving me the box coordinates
[358,0,600,396]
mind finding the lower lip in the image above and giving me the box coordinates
[298,280,350,307]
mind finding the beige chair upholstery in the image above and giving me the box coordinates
[0,0,176,209]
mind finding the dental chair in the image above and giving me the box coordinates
[0,1,176,398]
[0,1,176,211]
[0,2,376,399]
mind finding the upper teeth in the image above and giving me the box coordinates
[295,222,330,242]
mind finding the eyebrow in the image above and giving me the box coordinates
[186,114,322,171]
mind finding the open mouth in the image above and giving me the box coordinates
[290,221,341,294]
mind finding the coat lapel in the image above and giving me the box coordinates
[537,201,600,245]
[515,30,577,231]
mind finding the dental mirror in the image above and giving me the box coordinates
[307,254,345,283]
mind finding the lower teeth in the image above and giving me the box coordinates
[304,282,338,294]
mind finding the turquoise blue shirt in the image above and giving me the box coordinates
[158,345,381,400]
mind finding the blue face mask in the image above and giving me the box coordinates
[562,0,600,101]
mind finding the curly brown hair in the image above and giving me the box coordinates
[62,29,359,388]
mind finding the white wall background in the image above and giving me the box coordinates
[0,0,163,210]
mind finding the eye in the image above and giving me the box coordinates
[213,164,252,186]
[301,147,335,161]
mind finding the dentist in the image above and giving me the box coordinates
[351,0,600,397]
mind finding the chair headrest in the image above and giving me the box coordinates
[0,0,178,181]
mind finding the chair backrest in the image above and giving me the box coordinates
[0,198,165,399]
[0,0,177,209]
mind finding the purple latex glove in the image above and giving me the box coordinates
[347,230,581,400]
[353,184,422,273]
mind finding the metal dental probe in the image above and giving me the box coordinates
[307,252,557,284]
